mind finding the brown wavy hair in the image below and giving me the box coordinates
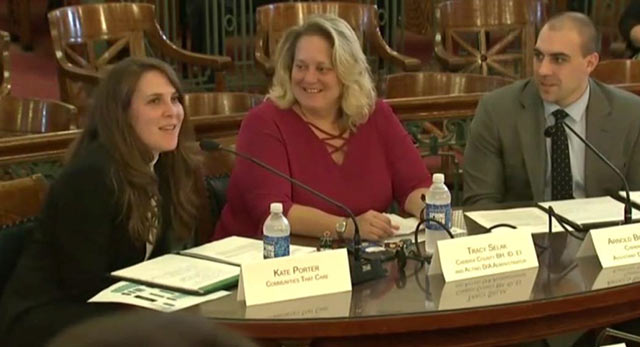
[68,57,201,246]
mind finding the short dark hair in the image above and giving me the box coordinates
[542,11,600,56]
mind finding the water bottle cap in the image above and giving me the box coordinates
[270,202,283,213]
[433,173,445,184]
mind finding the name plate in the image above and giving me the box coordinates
[428,232,538,281]
[576,223,640,268]
[244,290,351,319]
[237,248,352,306]
[428,268,538,310]
[593,262,640,290]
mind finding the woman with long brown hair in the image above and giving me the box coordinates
[0,57,201,346]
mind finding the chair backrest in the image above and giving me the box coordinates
[403,0,434,36]
[199,136,236,241]
[590,59,640,84]
[591,0,630,58]
[434,0,544,79]
[0,174,48,300]
[48,3,163,74]
[0,30,10,96]
[48,3,161,122]
[384,72,513,98]
[48,3,232,125]
[0,174,48,226]
[183,92,264,117]
[255,1,420,75]
[0,95,78,136]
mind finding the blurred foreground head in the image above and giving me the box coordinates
[48,310,258,347]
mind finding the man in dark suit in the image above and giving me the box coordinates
[464,12,640,206]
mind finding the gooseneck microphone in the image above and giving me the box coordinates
[544,121,632,224]
[199,139,386,284]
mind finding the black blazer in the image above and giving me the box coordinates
[0,142,181,345]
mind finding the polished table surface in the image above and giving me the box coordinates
[190,211,640,346]
[0,130,30,138]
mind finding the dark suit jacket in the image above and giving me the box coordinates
[0,142,182,346]
[463,78,640,206]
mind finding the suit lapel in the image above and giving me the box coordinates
[517,80,547,201]
[584,79,612,196]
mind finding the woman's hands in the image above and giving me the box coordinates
[351,210,398,241]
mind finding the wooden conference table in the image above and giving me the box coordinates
[189,212,640,346]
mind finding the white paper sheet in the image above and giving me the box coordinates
[384,213,421,235]
[88,281,230,312]
[181,236,316,266]
[620,190,640,205]
[465,207,565,233]
[111,254,239,294]
[538,196,636,226]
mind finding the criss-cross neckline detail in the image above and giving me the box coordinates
[303,120,349,154]
[295,106,350,162]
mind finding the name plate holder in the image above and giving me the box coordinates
[577,223,640,268]
[237,248,352,306]
[428,232,538,282]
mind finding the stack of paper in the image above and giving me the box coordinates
[111,254,240,295]
[538,196,637,228]
[89,281,230,312]
[384,213,421,236]
[95,236,317,310]
[465,207,565,234]
[181,236,316,266]
[619,191,640,206]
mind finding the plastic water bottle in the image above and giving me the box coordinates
[424,173,452,256]
[263,202,290,259]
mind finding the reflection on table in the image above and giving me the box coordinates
[192,211,640,345]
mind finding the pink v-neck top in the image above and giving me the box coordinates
[213,99,432,240]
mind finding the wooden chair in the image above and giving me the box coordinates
[0,174,48,298]
[384,72,513,98]
[183,92,264,118]
[384,72,512,205]
[591,0,631,59]
[404,0,434,37]
[47,3,233,125]
[0,95,78,137]
[198,136,236,242]
[591,59,640,85]
[254,1,421,76]
[0,174,48,226]
[434,0,545,79]
[0,30,10,96]
[6,0,32,51]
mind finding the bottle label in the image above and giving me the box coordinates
[425,203,452,231]
[263,235,290,258]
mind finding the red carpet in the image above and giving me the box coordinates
[0,0,59,100]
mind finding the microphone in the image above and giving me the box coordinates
[544,121,633,224]
[199,139,386,284]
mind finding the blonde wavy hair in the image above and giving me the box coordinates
[267,14,376,130]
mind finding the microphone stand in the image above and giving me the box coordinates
[559,121,633,224]
[200,140,386,284]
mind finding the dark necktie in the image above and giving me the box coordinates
[551,109,574,200]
